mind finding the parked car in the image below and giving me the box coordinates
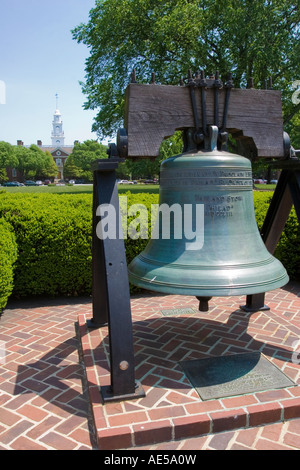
[25,180,37,186]
[69,180,75,184]
[35,180,43,186]
[44,180,51,185]
[270,179,278,184]
[144,179,155,184]
[3,181,23,187]
[119,180,134,184]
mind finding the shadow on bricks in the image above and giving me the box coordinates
[87,306,298,390]
[13,331,89,418]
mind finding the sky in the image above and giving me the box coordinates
[0,0,105,147]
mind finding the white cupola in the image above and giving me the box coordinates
[51,94,65,146]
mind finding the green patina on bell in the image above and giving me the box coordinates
[128,127,289,300]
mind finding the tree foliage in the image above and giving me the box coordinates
[12,145,58,180]
[63,154,83,180]
[116,131,183,179]
[35,150,58,180]
[0,141,17,167]
[72,0,300,146]
[0,142,60,182]
[13,146,40,180]
[64,140,108,182]
[0,141,18,181]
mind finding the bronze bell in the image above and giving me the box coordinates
[128,126,289,306]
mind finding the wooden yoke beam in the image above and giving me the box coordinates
[123,83,285,159]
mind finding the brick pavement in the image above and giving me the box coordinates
[0,298,97,450]
[0,282,299,450]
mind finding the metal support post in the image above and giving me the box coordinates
[241,159,300,312]
[87,156,145,403]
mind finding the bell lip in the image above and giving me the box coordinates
[128,254,289,297]
[128,271,289,297]
[135,253,277,270]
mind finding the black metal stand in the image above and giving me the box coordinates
[87,157,145,403]
[241,159,300,312]
[240,293,270,313]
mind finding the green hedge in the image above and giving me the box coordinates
[0,191,298,304]
[0,217,17,311]
[253,192,299,281]
[0,192,158,299]
[0,193,93,298]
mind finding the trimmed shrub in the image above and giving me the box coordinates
[0,192,159,298]
[0,190,298,302]
[0,218,17,311]
[0,193,93,298]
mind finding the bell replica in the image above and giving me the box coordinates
[128,124,289,308]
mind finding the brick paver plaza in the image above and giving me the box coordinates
[0,282,299,450]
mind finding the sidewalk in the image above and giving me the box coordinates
[0,282,299,450]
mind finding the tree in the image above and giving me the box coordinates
[285,90,300,149]
[0,141,18,181]
[14,145,40,181]
[63,154,83,180]
[67,140,108,182]
[35,150,58,180]
[72,0,300,142]
[290,114,300,149]
[116,158,158,180]
[115,131,184,179]
[28,145,58,180]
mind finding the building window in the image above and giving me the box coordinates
[12,168,17,177]
[56,158,62,166]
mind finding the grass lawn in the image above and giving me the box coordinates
[1,183,275,195]
[118,184,160,194]
[254,183,276,190]
[0,184,93,195]
[0,183,160,195]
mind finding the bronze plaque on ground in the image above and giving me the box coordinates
[161,307,195,316]
[181,352,295,401]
